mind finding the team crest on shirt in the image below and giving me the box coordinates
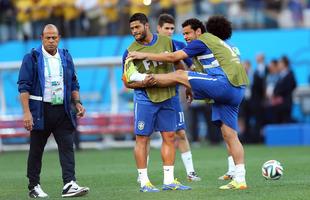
[138,121,145,130]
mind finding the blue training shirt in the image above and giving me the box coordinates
[182,39,226,76]
[173,40,192,68]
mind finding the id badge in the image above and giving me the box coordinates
[51,78,64,105]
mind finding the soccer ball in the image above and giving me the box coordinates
[261,160,283,180]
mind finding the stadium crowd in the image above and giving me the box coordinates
[1,0,310,42]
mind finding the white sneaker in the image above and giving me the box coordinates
[62,181,89,198]
[187,172,202,182]
[29,184,48,198]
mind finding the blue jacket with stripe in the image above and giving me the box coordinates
[17,46,80,130]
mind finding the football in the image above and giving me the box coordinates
[262,160,284,180]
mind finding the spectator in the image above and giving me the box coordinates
[0,0,17,42]
[76,0,102,36]
[175,0,194,33]
[14,0,32,40]
[271,56,297,123]
[63,0,81,37]
[99,0,119,35]
[247,53,267,143]
[30,0,51,39]
[265,59,280,104]
[239,60,254,142]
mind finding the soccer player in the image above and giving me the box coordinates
[122,13,191,192]
[156,14,233,182]
[126,16,249,190]
[155,13,201,181]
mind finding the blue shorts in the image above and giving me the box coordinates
[188,71,245,131]
[134,98,176,136]
[171,94,186,131]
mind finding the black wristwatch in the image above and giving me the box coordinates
[72,99,82,105]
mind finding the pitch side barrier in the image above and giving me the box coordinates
[0,57,137,151]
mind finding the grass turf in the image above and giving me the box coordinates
[0,145,309,200]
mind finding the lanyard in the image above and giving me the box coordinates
[44,56,63,78]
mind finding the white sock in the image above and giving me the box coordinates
[227,156,236,175]
[163,166,174,185]
[137,156,149,182]
[138,168,150,187]
[181,151,194,175]
[234,164,246,183]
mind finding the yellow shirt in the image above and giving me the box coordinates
[50,0,63,17]
[98,0,119,22]
[14,0,32,23]
[176,0,193,14]
[159,0,173,9]
[63,0,80,21]
[209,0,224,4]
[129,0,150,16]
[31,0,51,21]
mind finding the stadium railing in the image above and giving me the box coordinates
[0,57,136,151]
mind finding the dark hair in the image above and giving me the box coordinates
[270,59,278,65]
[206,15,232,40]
[129,13,148,24]
[281,56,290,67]
[182,18,206,33]
[158,13,175,27]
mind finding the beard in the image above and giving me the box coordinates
[134,28,147,42]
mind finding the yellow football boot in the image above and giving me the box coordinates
[219,180,247,190]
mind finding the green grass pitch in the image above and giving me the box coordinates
[0,145,309,200]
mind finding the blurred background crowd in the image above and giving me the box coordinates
[1,0,310,42]
[1,0,309,147]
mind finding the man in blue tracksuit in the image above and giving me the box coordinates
[17,24,89,198]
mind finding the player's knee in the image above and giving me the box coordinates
[176,131,186,140]
[222,131,238,143]
[136,135,149,143]
[162,132,175,143]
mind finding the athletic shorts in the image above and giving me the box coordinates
[171,94,186,131]
[187,71,245,131]
[134,98,176,136]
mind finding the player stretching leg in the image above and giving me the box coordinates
[127,16,248,190]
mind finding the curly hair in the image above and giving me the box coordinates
[206,15,232,40]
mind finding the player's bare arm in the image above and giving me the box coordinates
[174,60,186,70]
[127,50,188,63]
[123,74,156,89]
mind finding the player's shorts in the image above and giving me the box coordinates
[134,98,176,136]
[171,94,186,131]
[187,71,245,131]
